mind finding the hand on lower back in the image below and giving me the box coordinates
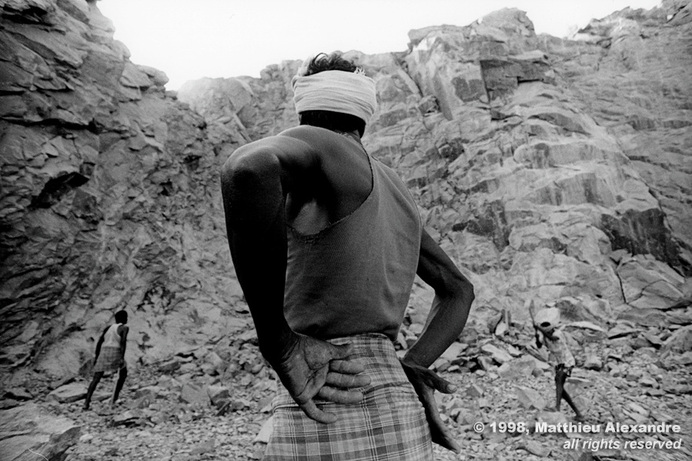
[273,334,371,424]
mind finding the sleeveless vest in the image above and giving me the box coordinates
[284,153,422,340]
[102,323,121,348]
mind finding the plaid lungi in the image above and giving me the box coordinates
[263,333,433,460]
[93,346,124,373]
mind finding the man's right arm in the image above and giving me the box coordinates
[94,327,107,360]
[535,329,544,349]
[221,140,300,362]
[221,136,370,423]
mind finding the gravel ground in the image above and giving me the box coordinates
[42,333,691,461]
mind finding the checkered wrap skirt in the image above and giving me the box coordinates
[263,333,433,460]
[93,346,125,373]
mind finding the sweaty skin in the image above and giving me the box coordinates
[221,125,474,451]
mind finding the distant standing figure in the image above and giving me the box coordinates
[83,310,129,411]
[533,306,584,420]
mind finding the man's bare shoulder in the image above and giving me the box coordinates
[225,130,321,174]
[280,126,369,165]
[232,127,332,158]
[278,125,336,143]
[234,127,356,163]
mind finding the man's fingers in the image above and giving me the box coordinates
[299,399,336,424]
[325,370,371,388]
[329,359,365,375]
[437,378,457,394]
[420,388,461,453]
[415,366,457,394]
[327,349,371,387]
[430,417,461,453]
[431,427,462,453]
[317,386,364,404]
[329,342,355,361]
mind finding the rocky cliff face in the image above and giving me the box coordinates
[1,0,690,393]
[0,0,246,382]
[178,4,692,331]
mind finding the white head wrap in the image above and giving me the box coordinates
[292,70,377,124]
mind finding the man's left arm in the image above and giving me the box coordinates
[401,229,474,453]
[404,230,474,366]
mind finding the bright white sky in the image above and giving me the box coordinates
[98,0,661,90]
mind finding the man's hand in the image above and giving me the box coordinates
[271,334,371,424]
[400,359,461,454]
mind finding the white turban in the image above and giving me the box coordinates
[292,70,377,124]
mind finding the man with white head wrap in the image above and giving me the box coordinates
[534,306,584,420]
[221,52,474,459]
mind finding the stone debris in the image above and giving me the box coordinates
[0,403,81,461]
[515,385,548,411]
[481,343,515,364]
[112,409,146,427]
[520,439,551,457]
[4,316,685,461]
[583,353,604,371]
[498,356,542,380]
[47,382,88,404]
[4,388,32,401]
[662,325,692,353]
[466,383,484,398]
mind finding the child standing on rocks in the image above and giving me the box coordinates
[533,306,584,421]
[83,310,129,411]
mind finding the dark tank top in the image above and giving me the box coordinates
[284,152,422,341]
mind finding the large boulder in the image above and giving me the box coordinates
[0,403,80,461]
